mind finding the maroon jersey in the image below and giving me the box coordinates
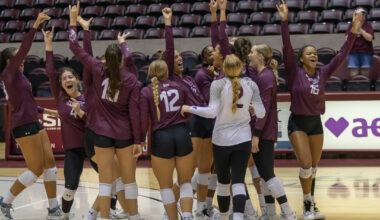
[281,21,355,115]
[346,22,374,54]
[140,79,192,136]
[2,28,39,129]
[46,51,86,150]
[164,25,206,107]
[69,26,141,143]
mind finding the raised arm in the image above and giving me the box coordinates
[163,8,175,79]
[248,80,265,119]
[127,79,142,144]
[277,0,298,85]
[210,0,219,48]
[3,10,50,82]
[252,74,273,137]
[217,0,231,58]
[322,13,361,79]
[118,32,138,78]
[77,16,94,90]
[43,26,61,99]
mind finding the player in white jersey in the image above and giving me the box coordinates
[182,54,265,220]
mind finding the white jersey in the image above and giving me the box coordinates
[189,77,265,146]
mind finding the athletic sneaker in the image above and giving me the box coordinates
[206,206,220,219]
[46,205,63,220]
[0,196,13,220]
[302,200,315,220]
[112,210,129,219]
[244,212,260,220]
[195,211,207,220]
[162,211,169,220]
[280,212,297,220]
[312,203,324,220]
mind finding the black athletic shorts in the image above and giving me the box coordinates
[83,128,98,172]
[12,121,44,139]
[152,123,193,159]
[287,113,323,136]
[93,132,134,149]
[187,115,214,138]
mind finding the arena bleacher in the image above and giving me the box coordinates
[0,0,380,97]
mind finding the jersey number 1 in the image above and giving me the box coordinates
[101,78,120,102]
[160,89,180,112]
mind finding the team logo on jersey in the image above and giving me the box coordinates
[305,73,320,95]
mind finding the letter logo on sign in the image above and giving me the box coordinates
[325,117,349,137]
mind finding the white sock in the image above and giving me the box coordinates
[233,212,244,220]
[86,208,97,219]
[279,201,293,216]
[183,212,192,218]
[206,196,213,208]
[267,203,276,216]
[245,199,255,215]
[220,212,229,220]
[197,201,206,213]
[3,191,15,204]
[258,193,265,208]
[303,193,312,202]
[48,198,58,209]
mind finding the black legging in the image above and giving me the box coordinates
[64,148,86,190]
[213,141,251,214]
[252,139,275,182]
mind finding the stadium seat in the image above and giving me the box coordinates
[336,22,350,33]
[333,58,350,81]
[249,12,272,25]
[36,82,52,97]
[123,29,144,39]
[371,21,380,32]
[190,26,211,37]
[317,47,336,65]
[116,0,137,5]
[14,0,34,8]
[226,26,238,36]
[4,21,25,33]
[192,2,210,14]
[180,14,202,27]
[262,24,281,35]
[54,54,67,69]
[34,0,54,8]
[25,19,46,31]
[0,9,20,21]
[311,23,335,34]
[104,5,125,17]
[90,17,112,30]
[321,9,344,23]
[144,28,164,39]
[96,0,116,6]
[369,55,380,80]
[325,76,342,91]
[297,11,319,23]
[201,14,213,26]
[172,27,190,38]
[98,29,119,40]
[82,6,104,18]
[329,0,352,10]
[181,51,200,74]
[0,33,10,43]
[78,30,99,40]
[237,25,261,36]
[55,0,74,7]
[131,52,147,69]
[0,0,14,9]
[147,3,168,16]
[369,8,380,21]
[53,31,68,41]
[277,77,288,93]
[373,46,380,56]
[135,16,157,29]
[156,15,179,27]
[288,23,310,34]
[111,16,133,29]
[79,0,95,7]
[236,1,258,13]
[20,8,40,20]
[286,0,304,11]
[126,4,147,16]
[46,19,68,31]
[171,3,191,15]
[305,0,328,10]
[347,75,370,91]
[353,0,376,9]
[225,2,236,13]
[344,9,355,21]
[259,1,277,12]
[227,13,248,26]
[67,57,83,77]
[272,11,296,23]
[138,65,149,86]
[23,55,42,75]
[27,68,49,91]
[34,32,44,41]
[45,7,62,18]
[272,49,282,64]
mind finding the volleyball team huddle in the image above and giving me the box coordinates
[0,0,362,220]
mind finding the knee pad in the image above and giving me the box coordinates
[160,188,176,205]
[260,179,272,197]
[124,182,138,199]
[217,182,230,197]
[63,188,76,201]
[191,172,199,191]
[18,170,38,187]
[198,173,211,186]
[43,167,58,182]
[266,177,286,199]
[115,177,124,193]
[99,183,112,197]
[180,183,193,199]
[249,166,260,179]
[299,167,312,179]
[312,167,317,179]
[208,174,217,190]
[231,183,246,197]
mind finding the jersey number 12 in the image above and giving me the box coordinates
[160,89,180,112]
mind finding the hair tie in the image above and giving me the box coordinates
[266,57,272,66]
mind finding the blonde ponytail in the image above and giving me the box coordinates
[223,54,243,114]
[148,59,168,121]
[151,76,160,120]
[254,44,279,85]
[269,59,279,85]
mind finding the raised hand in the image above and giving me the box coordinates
[69,1,80,26]
[276,0,288,22]
[42,26,55,51]
[33,9,51,29]
[77,16,92,31]
[210,0,218,14]
[162,8,172,26]
[117,32,130,45]
[351,12,362,34]
[217,0,227,11]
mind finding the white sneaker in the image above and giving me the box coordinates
[46,205,63,220]
[112,210,129,219]
[0,196,13,220]
[244,212,260,220]
[302,200,315,220]
[312,203,324,220]
[128,213,143,220]
[206,207,220,219]
[260,214,279,220]
[162,211,169,220]
[281,212,297,220]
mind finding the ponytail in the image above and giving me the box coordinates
[0,47,17,74]
[231,76,241,114]
[269,59,279,86]
[148,59,168,121]
[223,54,243,114]
[105,44,122,100]
[151,76,160,120]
